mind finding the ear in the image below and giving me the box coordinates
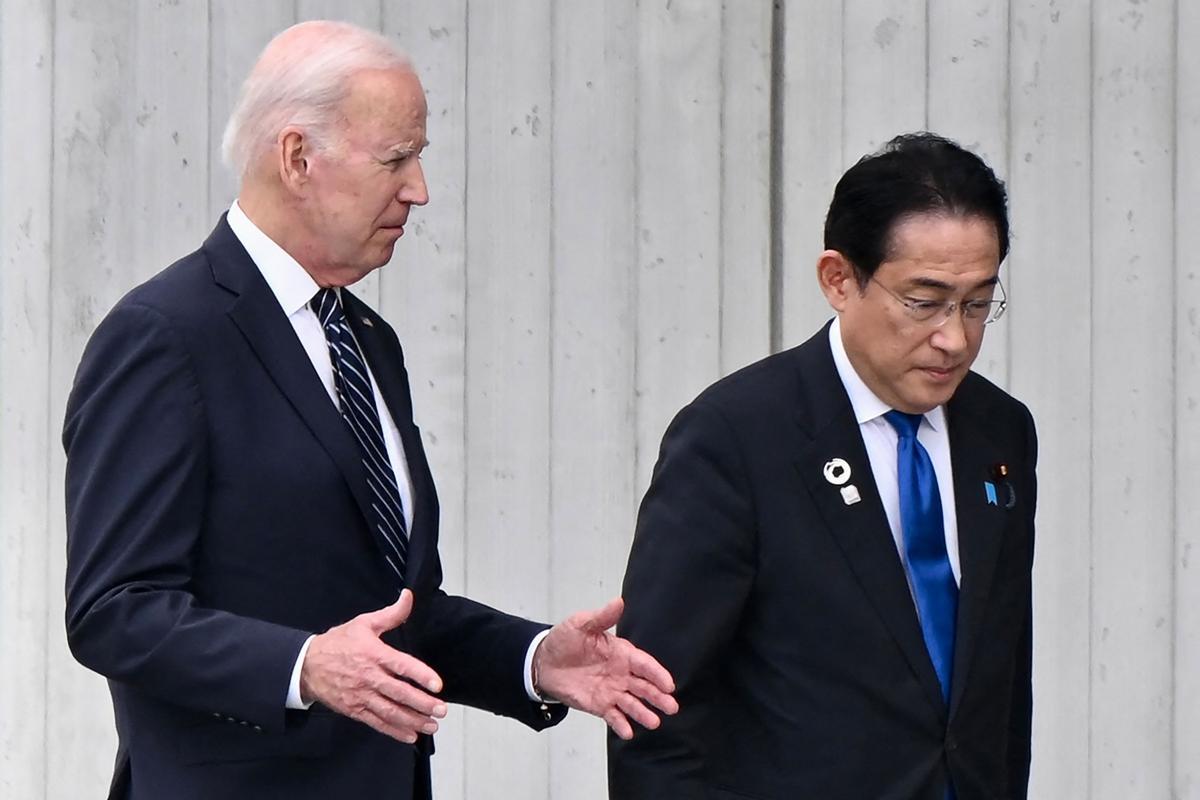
[816,250,859,312]
[276,127,310,194]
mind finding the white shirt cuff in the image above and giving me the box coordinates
[285,635,317,710]
[523,629,554,703]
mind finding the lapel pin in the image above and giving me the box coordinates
[840,485,861,506]
[987,463,1017,508]
[823,458,852,486]
[361,317,374,328]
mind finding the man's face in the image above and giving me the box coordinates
[826,213,1001,414]
[299,67,429,285]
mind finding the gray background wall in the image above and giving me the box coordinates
[0,1,1195,798]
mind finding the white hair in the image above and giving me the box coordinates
[221,20,411,178]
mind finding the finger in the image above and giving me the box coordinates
[374,670,448,719]
[624,675,679,716]
[379,646,444,695]
[604,707,634,741]
[627,646,676,694]
[355,705,425,745]
[368,693,441,736]
[615,692,662,732]
[361,589,414,635]
[579,596,624,634]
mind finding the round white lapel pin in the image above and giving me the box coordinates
[823,458,852,486]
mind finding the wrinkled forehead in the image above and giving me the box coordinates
[338,67,428,145]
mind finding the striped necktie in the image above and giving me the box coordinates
[311,288,408,584]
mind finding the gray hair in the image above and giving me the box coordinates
[221,20,411,178]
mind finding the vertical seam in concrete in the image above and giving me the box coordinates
[1170,0,1180,792]
[924,0,931,129]
[544,11,557,797]
[631,0,642,496]
[375,0,386,308]
[767,0,783,355]
[1003,0,1013,390]
[42,2,58,797]
[839,1,846,171]
[205,0,213,228]
[460,2,472,795]
[717,1,727,368]
[1086,1,1096,796]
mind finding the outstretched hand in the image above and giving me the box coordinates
[300,589,447,744]
[532,597,678,740]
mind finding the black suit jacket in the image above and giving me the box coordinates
[609,323,1036,800]
[63,217,564,800]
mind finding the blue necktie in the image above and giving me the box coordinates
[884,411,957,703]
[312,288,408,585]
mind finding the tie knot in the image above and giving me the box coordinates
[310,288,343,327]
[884,410,924,439]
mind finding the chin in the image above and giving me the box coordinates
[898,385,957,414]
[373,243,399,267]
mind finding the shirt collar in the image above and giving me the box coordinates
[828,316,946,432]
[226,200,323,317]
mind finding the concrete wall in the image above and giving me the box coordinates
[0,1,1194,797]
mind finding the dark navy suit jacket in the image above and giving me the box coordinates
[609,324,1036,800]
[64,217,564,799]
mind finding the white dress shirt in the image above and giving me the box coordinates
[828,317,962,590]
[225,202,548,709]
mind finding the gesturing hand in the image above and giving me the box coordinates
[300,589,447,744]
[533,597,678,740]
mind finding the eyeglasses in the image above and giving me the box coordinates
[866,274,1007,327]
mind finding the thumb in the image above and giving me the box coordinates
[580,596,624,634]
[362,588,414,635]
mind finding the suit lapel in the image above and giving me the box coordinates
[341,290,436,580]
[790,328,948,717]
[203,218,378,539]
[945,384,1010,719]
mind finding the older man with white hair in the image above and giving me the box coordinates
[63,20,676,800]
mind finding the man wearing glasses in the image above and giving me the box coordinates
[609,133,1036,800]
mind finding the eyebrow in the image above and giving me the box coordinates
[385,139,430,158]
[907,275,999,292]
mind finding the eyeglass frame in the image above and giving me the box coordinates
[858,269,1008,327]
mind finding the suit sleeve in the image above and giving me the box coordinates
[1008,404,1038,798]
[608,400,757,799]
[406,582,566,731]
[63,302,310,733]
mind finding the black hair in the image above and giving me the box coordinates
[823,132,1009,281]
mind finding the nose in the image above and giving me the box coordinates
[930,305,970,355]
[399,158,429,206]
